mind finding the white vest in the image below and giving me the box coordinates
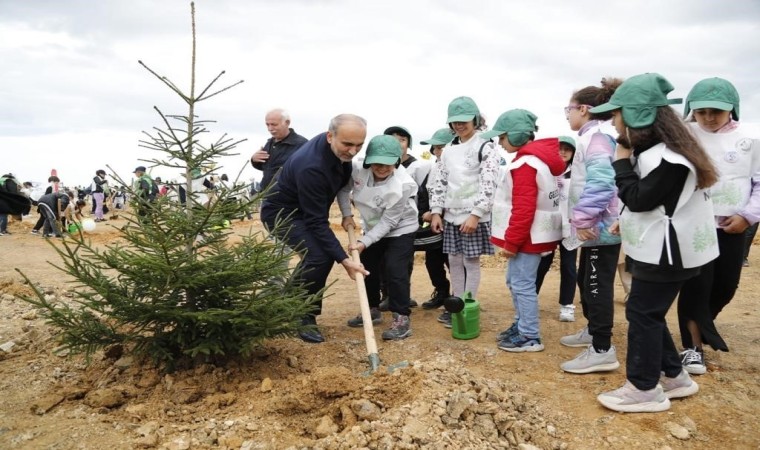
[403,157,431,188]
[689,123,760,217]
[619,143,718,268]
[558,169,572,238]
[351,164,418,235]
[491,155,562,244]
[441,134,492,224]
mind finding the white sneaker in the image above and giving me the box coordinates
[560,326,592,347]
[597,381,671,413]
[559,305,575,322]
[659,370,699,399]
[561,345,620,374]
[680,348,706,375]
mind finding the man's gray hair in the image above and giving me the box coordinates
[328,114,367,134]
[267,108,290,122]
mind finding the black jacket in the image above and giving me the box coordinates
[261,132,352,263]
[251,128,308,192]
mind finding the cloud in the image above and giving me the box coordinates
[1,0,759,185]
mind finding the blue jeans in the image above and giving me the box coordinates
[506,252,542,339]
[0,214,8,232]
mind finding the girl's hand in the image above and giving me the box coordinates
[348,242,366,254]
[609,220,621,236]
[459,214,480,234]
[431,214,443,233]
[576,227,597,241]
[615,143,633,161]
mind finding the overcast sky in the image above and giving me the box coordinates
[2,0,759,186]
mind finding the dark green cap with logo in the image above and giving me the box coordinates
[590,73,682,128]
[364,135,402,166]
[684,77,740,120]
[480,109,538,147]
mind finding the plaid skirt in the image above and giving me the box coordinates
[443,221,495,258]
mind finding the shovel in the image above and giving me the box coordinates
[346,225,410,374]
[346,225,382,373]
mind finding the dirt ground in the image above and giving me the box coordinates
[0,210,759,450]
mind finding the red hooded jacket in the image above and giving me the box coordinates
[491,138,566,254]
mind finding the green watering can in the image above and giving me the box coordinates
[444,291,480,340]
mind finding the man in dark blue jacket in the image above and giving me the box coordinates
[250,109,309,193]
[261,114,369,343]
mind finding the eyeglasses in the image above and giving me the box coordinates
[564,105,586,114]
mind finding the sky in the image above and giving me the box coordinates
[2,0,760,187]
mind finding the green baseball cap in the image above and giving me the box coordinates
[684,77,740,120]
[590,73,682,128]
[480,109,538,146]
[364,135,402,165]
[420,128,455,146]
[447,96,480,123]
[558,136,576,148]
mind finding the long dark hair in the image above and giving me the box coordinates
[573,77,624,121]
[623,106,718,189]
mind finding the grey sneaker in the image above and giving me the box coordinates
[561,345,620,374]
[347,308,382,328]
[680,348,706,375]
[496,321,519,342]
[437,311,452,328]
[659,370,699,399]
[597,381,671,413]
[560,326,593,348]
[381,313,411,340]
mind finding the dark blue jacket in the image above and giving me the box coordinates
[261,132,352,263]
[251,128,308,191]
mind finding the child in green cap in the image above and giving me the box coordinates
[676,77,760,375]
[429,96,500,328]
[486,109,566,352]
[337,135,420,340]
[592,72,719,413]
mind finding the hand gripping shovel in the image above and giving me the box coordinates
[347,225,382,373]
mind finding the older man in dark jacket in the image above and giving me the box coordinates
[261,114,369,343]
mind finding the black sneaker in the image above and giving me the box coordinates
[297,315,324,344]
[680,347,706,375]
[421,290,447,309]
[437,311,452,328]
[347,308,382,327]
[0,230,10,235]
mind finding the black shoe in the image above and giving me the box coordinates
[298,316,324,343]
[409,299,418,308]
[378,296,389,312]
[422,290,447,309]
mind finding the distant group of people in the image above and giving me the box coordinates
[251,73,758,415]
